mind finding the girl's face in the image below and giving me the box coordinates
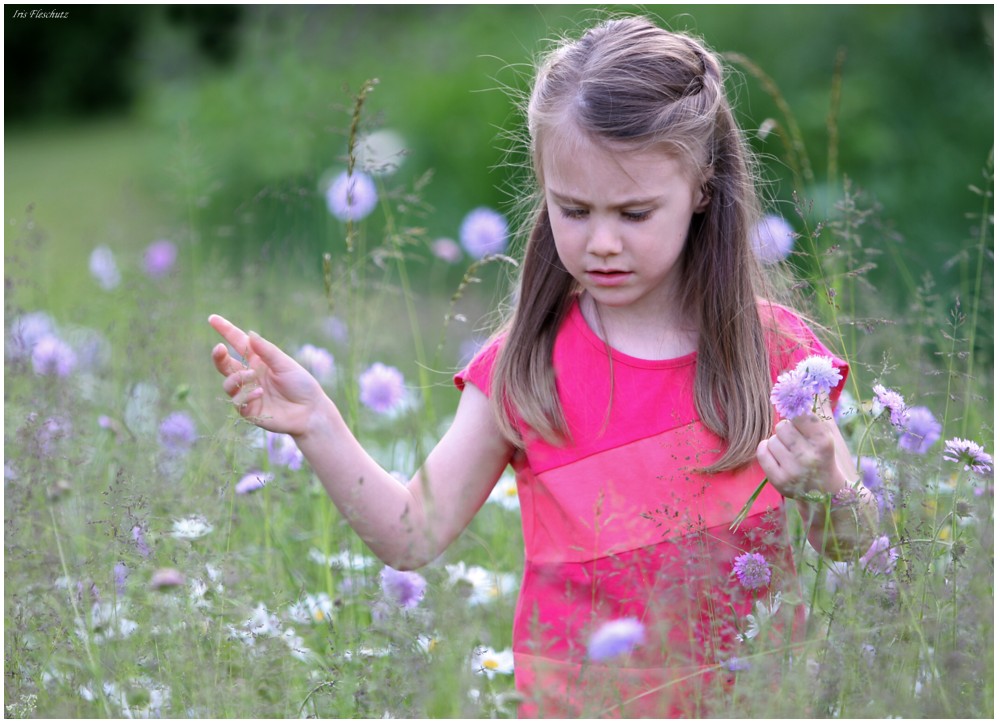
[542,132,708,325]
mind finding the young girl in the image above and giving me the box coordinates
[210,16,877,717]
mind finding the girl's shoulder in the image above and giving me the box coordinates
[453,333,506,397]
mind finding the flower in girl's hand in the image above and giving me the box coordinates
[942,438,993,476]
[587,618,646,661]
[732,552,772,590]
[770,356,843,420]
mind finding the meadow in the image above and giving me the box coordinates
[4,6,994,719]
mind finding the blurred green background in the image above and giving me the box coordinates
[5,4,994,318]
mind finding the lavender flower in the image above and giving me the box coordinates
[860,535,899,575]
[266,432,303,470]
[795,355,843,396]
[873,384,907,428]
[322,316,349,345]
[770,369,813,419]
[942,438,994,476]
[132,525,151,558]
[89,245,121,290]
[114,563,130,595]
[750,214,796,265]
[144,240,177,279]
[295,344,335,382]
[897,406,942,455]
[359,362,406,414]
[326,170,378,221]
[860,457,892,515]
[379,566,427,609]
[459,207,508,259]
[31,335,77,377]
[235,470,272,495]
[732,551,772,590]
[158,412,198,454]
[587,618,646,661]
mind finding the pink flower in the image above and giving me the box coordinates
[751,214,796,265]
[144,240,177,279]
[359,362,406,414]
[431,237,463,263]
[150,568,186,590]
[459,207,508,259]
[326,171,378,221]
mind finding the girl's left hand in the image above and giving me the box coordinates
[756,412,840,500]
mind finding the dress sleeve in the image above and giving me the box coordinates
[453,336,503,398]
[764,303,849,407]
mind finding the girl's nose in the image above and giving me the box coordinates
[586,220,623,257]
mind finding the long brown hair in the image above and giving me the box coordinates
[491,16,774,473]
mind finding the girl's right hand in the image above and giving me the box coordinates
[209,314,324,437]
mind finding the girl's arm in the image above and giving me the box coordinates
[756,399,878,560]
[210,315,514,570]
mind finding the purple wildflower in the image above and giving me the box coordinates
[459,207,508,259]
[751,214,796,265]
[770,369,813,419]
[732,551,772,590]
[326,170,378,222]
[35,415,72,456]
[235,470,272,495]
[723,656,751,672]
[942,438,993,476]
[359,362,406,414]
[144,240,177,279]
[322,316,349,345]
[587,618,646,661]
[266,431,304,470]
[89,245,121,290]
[860,535,898,575]
[795,356,843,396]
[31,335,77,377]
[379,566,427,609]
[114,562,130,595]
[860,457,892,515]
[295,344,335,382]
[132,525,151,558]
[7,311,55,361]
[431,237,463,263]
[897,406,941,455]
[158,412,198,454]
[150,568,186,590]
[873,384,907,428]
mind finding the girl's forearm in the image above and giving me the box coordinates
[292,396,439,570]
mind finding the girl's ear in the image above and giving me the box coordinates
[694,183,712,213]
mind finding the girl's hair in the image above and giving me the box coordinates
[491,15,774,473]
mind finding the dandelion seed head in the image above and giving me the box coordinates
[359,362,406,414]
[459,207,508,259]
[732,551,772,590]
[751,214,795,265]
[587,618,646,661]
[326,170,378,221]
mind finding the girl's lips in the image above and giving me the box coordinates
[586,269,632,286]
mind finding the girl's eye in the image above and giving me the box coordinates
[622,210,652,222]
[560,207,588,220]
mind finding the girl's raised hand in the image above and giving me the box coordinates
[756,411,841,500]
[209,314,324,437]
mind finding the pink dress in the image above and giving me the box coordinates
[455,298,847,717]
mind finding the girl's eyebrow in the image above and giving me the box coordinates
[547,189,660,208]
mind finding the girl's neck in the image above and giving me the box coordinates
[578,293,699,361]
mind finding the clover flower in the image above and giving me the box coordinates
[587,618,646,661]
[89,245,121,290]
[379,565,427,609]
[359,362,406,414]
[326,170,378,221]
[942,438,993,476]
[235,470,272,495]
[459,207,508,259]
[873,384,907,428]
[266,431,303,470]
[732,551,772,590]
[471,646,515,678]
[897,406,942,455]
[295,343,335,382]
[158,412,198,454]
[751,214,795,265]
[144,239,177,279]
[31,335,77,377]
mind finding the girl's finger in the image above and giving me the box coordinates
[223,368,257,397]
[212,343,247,377]
[209,314,251,358]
